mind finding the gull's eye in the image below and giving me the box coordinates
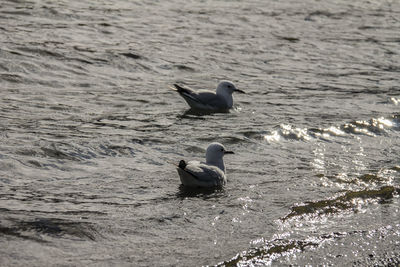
[220,148,224,152]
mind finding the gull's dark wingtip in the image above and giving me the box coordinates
[178,160,187,169]
[169,84,186,92]
[173,84,192,95]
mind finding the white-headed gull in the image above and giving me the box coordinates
[171,80,245,112]
[177,142,234,187]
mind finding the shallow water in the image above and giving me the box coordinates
[1,0,399,266]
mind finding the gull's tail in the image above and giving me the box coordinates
[169,84,192,95]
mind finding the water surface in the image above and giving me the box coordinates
[0,0,399,266]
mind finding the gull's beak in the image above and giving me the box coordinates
[235,88,246,94]
[224,150,234,155]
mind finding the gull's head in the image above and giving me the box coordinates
[216,80,245,95]
[206,142,234,163]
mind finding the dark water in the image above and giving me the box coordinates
[1,0,399,266]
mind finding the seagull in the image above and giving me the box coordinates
[177,142,234,187]
[170,80,245,112]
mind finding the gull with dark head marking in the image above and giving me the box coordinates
[170,80,245,112]
[177,142,234,187]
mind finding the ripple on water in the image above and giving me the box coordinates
[0,216,100,242]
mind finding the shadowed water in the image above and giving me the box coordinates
[0,0,399,266]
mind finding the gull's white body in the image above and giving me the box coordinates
[177,143,233,187]
[177,161,226,187]
[171,80,244,112]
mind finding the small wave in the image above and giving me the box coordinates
[0,73,25,83]
[120,52,142,60]
[341,117,395,136]
[15,46,64,59]
[390,97,399,105]
[321,168,397,187]
[176,184,226,199]
[263,115,399,143]
[282,186,399,221]
[29,140,137,163]
[219,238,319,266]
[0,10,32,16]
[173,64,196,72]
[305,10,349,21]
[218,226,400,266]
[0,217,99,242]
[264,124,310,143]
[219,230,363,266]
[41,146,79,161]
